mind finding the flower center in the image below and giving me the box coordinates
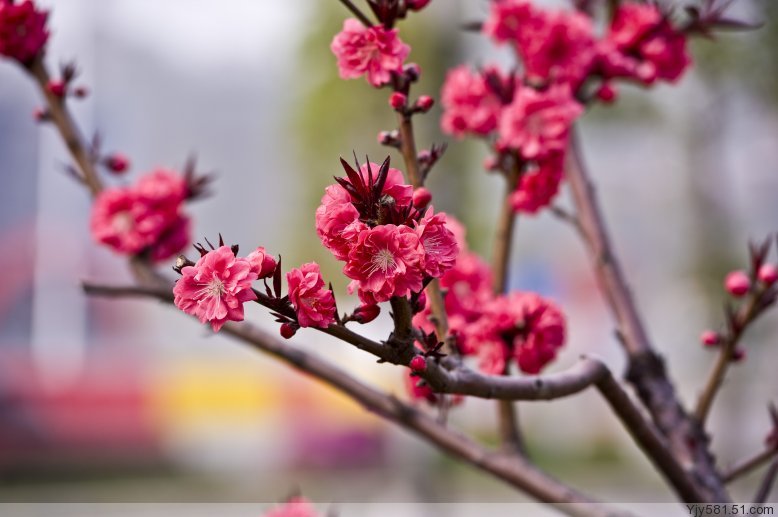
[207,278,226,298]
[370,248,396,275]
[111,211,134,234]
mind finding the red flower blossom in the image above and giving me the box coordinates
[246,246,277,279]
[0,0,48,63]
[330,18,410,87]
[415,207,459,278]
[343,224,425,302]
[173,246,258,332]
[497,83,582,160]
[440,65,505,138]
[509,154,565,214]
[286,262,336,329]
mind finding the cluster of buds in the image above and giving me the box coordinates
[699,238,778,362]
[45,62,88,99]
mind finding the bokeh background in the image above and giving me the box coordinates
[1,0,777,514]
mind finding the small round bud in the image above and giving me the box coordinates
[280,322,297,339]
[105,153,130,174]
[483,155,499,171]
[724,270,750,297]
[700,330,720,348]
[410,355,427,372]
[73,86,90,98]
[415,95,434,113]
[353,304,380,324]
[47,80,66,98]
[404,63,421,82]
[731,347,746,363]
[758,264,778,286]
[389,92,407,110]
[407,0,431,11]
[412,187,432,209]
[596,82,617,104]
[33,107,48,122]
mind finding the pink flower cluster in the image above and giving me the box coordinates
[174,245,277,332]
[286,262,336,329]
[316,162,459,304]
[330,18,410,87]
[412,217,566,377]
[0,0,48,63]
[90,169,192,262]
[440,1,691,216]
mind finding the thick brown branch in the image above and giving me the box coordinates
[565,128,728,502]
[83,281,619,516]
[27,57,103,196]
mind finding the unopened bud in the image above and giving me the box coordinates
[47,80,66,98]
[404,63,421,82]
[410,355,427,372]
[412,187,432,209]
[724,270,750,298]
[73,86,89,98]
[105,153,130,174]
[353,304,380,324]
[407,0,431,11]
[700,330,720,348]
[280,322,298,339]
[596,82,617,104]
[389,92,407,110]
[415,95,434,113]
[758,264,778,286]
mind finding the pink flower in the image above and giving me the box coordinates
[477,339,509,376]
[330,18,410,87]
[606,2,691,83]
[149,214,191,262]
[758,264,778,286]
[135,168,188,213]
[90,169,190,261]
[465,292,566,375]
[286,262,336,329]
[415,207,459,278]
[405,370,437,403]
[0,0,49,63]
[509,154,565,214]
[344,224,425,302]
[263,497,321,517]
[90,187,166,255]
[498,83,582,160]
[440,65,504,138]
[246,246,277,279]
[484,1,598,88]
[173,246,258,332]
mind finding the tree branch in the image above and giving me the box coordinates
[724,448,778,483]
[753,457,778,505]
[565,128,729,501]
[491,161,524,455]
[26,57,103,197]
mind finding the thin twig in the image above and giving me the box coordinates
[550,204,587,240]
[336,0,374,27]
[565,128,729,502]
[724,448,778,483]
[695,295,761,424]
[753,457,778,504]
[26,57,103,196]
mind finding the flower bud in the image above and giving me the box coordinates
[105,153,130,174]
[412,187,432,209]
[378,129,400,147]
[389,92,407,110]
[407,0,431,11]
[596,82,617,104]
[404,63,421,82]
[73,86,90,98]
[483,155,499,171]
[636,62,658,85]
[724,270,750,297]
[700,330,720,347]
[731,347,746,363]
[758,264,778,286]
[410,355,427,372]
[33,107,49,122]
[353,303,380,324]
[280,322,297,339]
[415,95,434,113]
[47,80,66,98]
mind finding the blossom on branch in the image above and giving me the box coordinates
[0,0,48,64]
[415,207,459,278]
[173,246,259,332]
[330,18,410,87]
[497,83,582,160]
[440,65,505,138]
[286,262,336,329]
[510,154,565,214]
[90,168,191,261]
